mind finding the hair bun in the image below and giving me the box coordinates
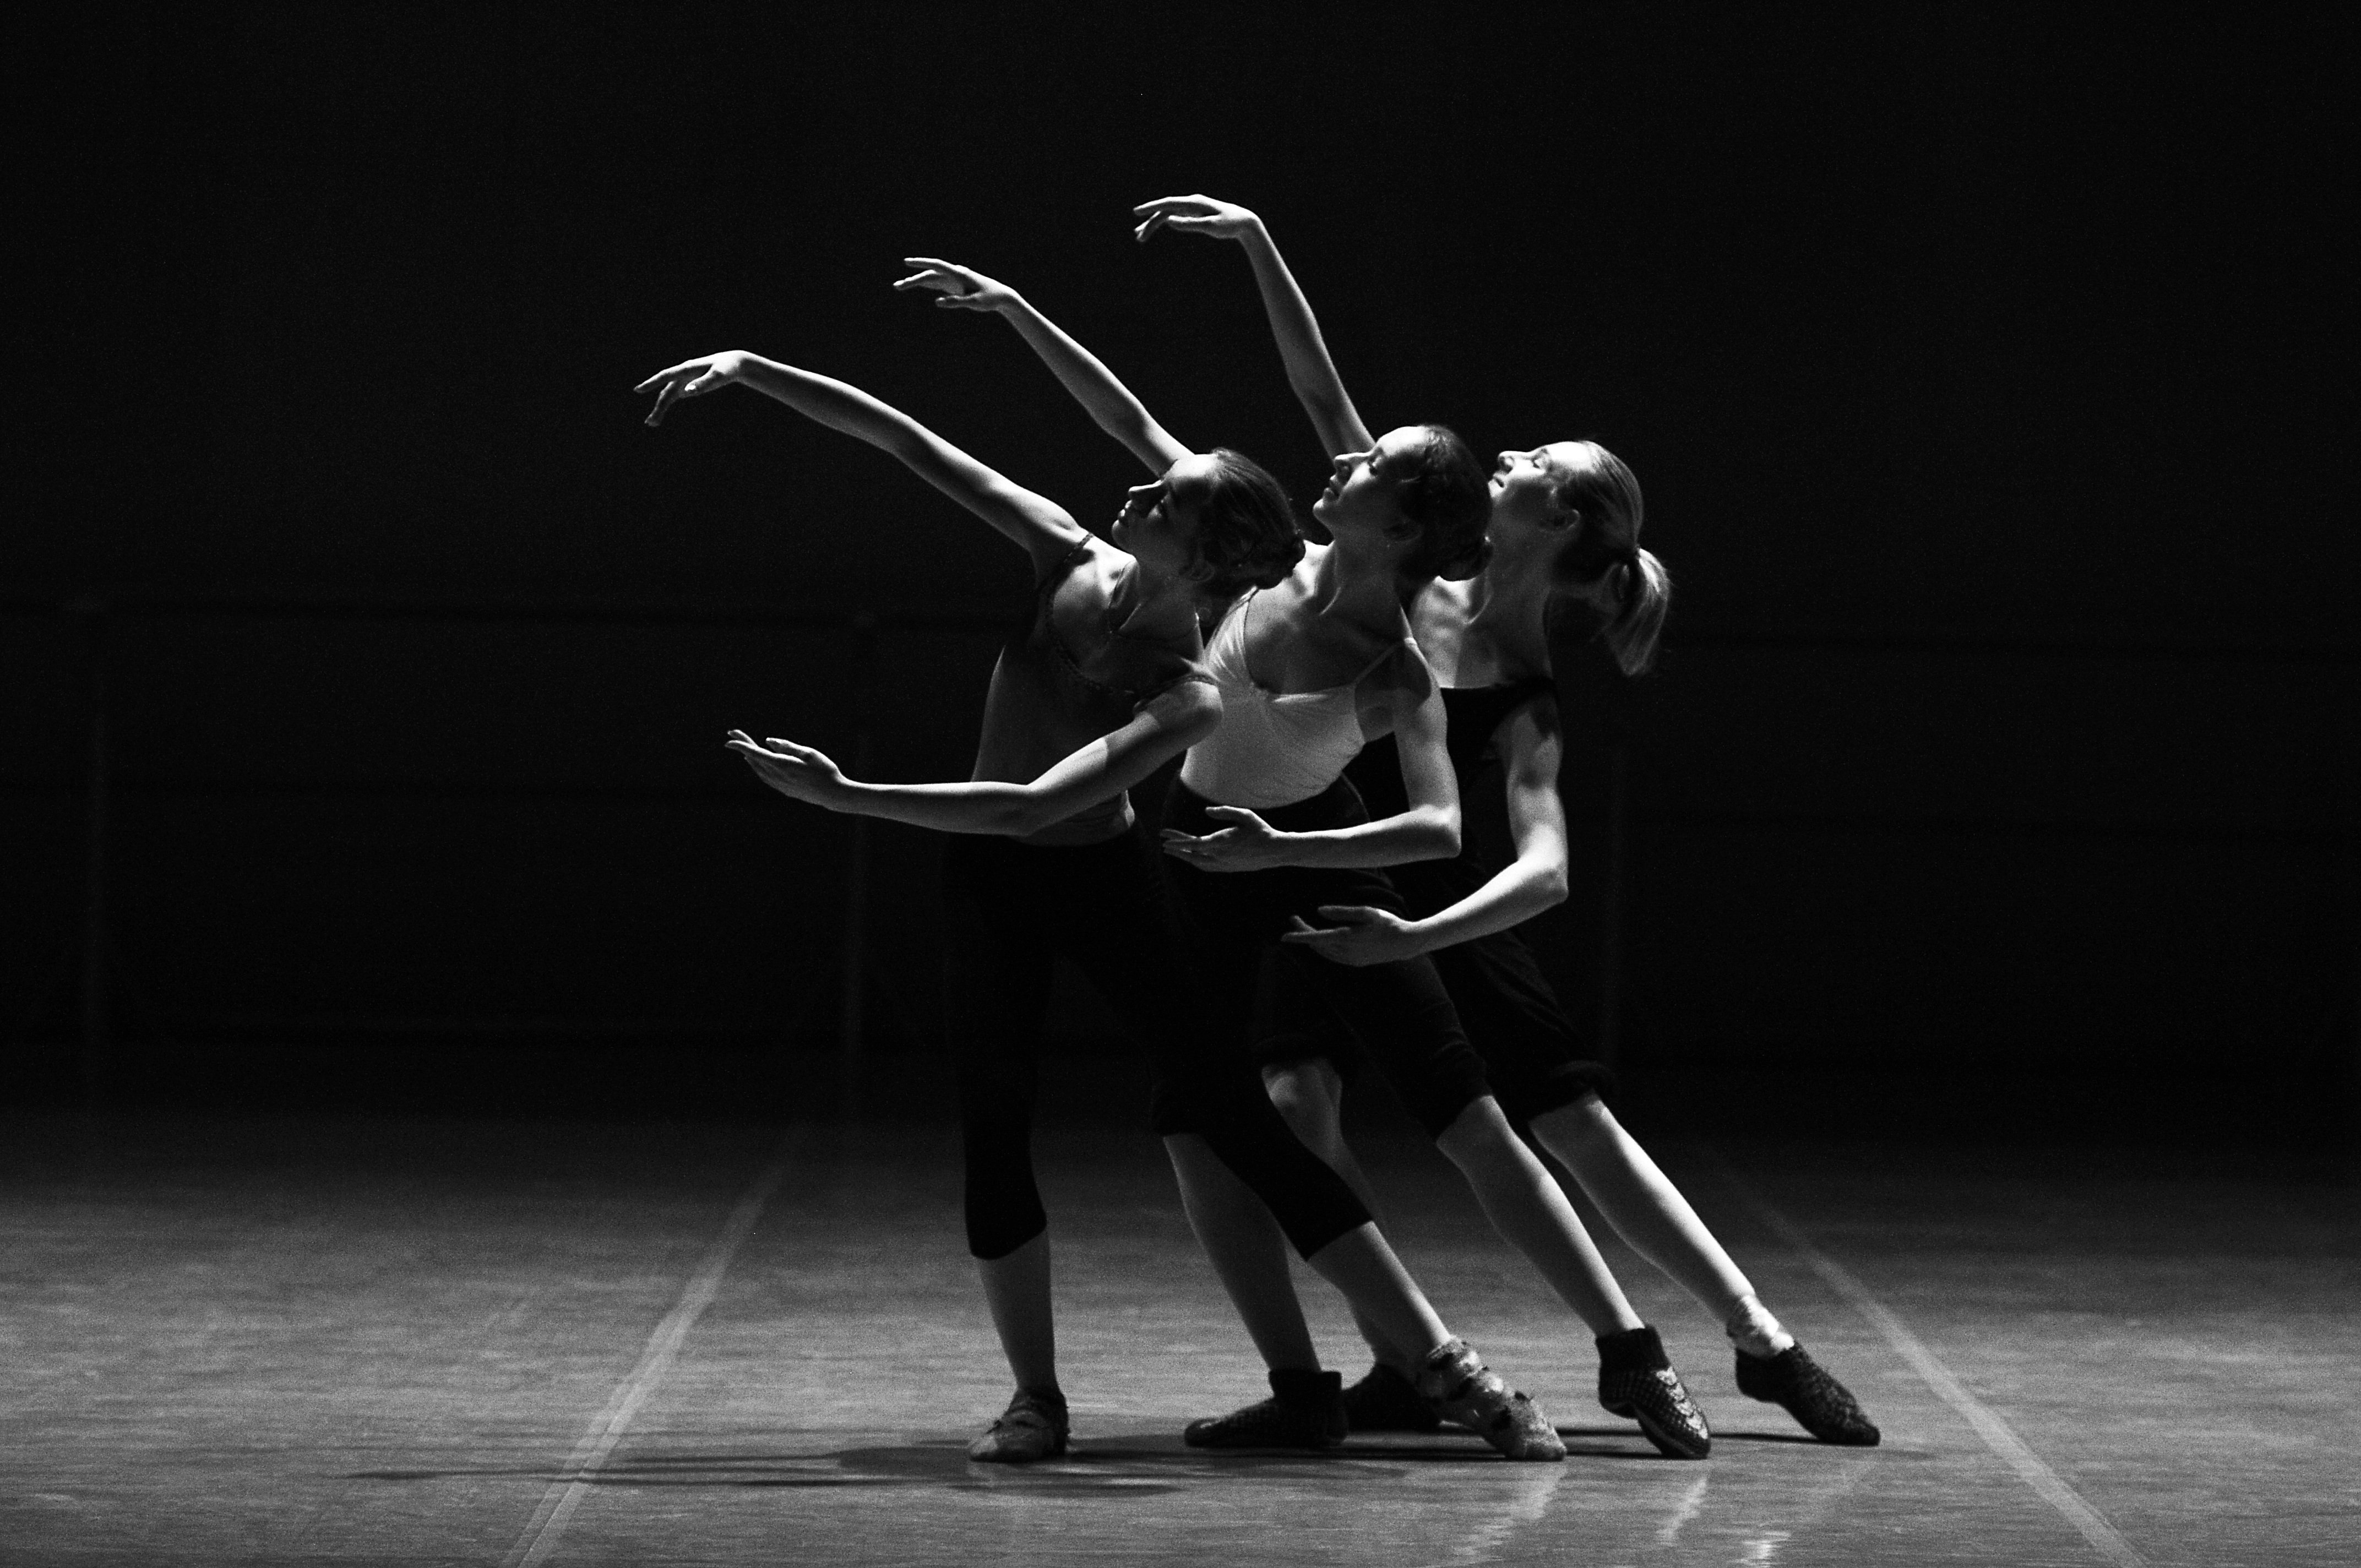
[1436,537,1494,582]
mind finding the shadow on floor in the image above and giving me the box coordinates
[341,1426,1715,1496]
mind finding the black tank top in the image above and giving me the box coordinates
[1343,678,1554,911]
[969,538,1211,845]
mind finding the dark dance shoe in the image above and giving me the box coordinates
[1736,1344,1880,1445]
[1342,1361,1443,1433]
[967,1390,1069,1463]
[1597,1325,1711,1460]
[1182,1368,1347,1450]
[1416,1339,1565,1461]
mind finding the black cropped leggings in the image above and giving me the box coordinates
[1160,778,1493,1139]
[942,829,1370,1264]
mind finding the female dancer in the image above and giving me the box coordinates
[1135,367,1660,1460]
[1135,192,1881,1451]
[642,262,1562,1462]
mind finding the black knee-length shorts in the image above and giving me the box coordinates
[1160,777,1493,1139]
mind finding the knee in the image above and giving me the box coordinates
[1528,1092,1613,1158]
[1436,1096,1530,1177]
[1264,1064,1345,1152]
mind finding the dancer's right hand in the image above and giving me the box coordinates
[636,353,751,426]
[1132,194,1259,244]
[726,730,851,808]
[893,258,1021,313]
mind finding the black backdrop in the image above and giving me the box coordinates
[8,4,2352,1134]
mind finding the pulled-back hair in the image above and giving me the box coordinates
[1391,424,1493,596]
[1190,447,1307,607]
[1548,440,1670,675]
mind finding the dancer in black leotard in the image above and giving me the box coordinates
[1138,193,1881,1452]
[643,259,1559,1463]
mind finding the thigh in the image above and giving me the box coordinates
[1284,945,1490,1140]
[942,837,1059,1102]
[1432,928,1617,1123]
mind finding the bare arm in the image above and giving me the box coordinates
[637,350,1084,571]
[728,681,1220,839]
[896,259,1189,476]
[1281,696,1570,967]
[1134,194,1374,456]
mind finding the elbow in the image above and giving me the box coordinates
[998,799,1064,838]
[1416,809,1461,862]
[1532,865,1570,908]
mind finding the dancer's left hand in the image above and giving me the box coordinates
[726,730,852,808]
[1159,806,1291,872]
[1280,906,1425,966]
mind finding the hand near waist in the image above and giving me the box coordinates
[1279,905,1427,967]
[1158,805,1292,872]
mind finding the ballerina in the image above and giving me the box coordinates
[1134,191,1880,1452]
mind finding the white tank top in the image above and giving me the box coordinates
[1178,589,1412,809]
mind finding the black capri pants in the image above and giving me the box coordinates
[942,827,1370,1264]
[1160,777,1492,1139]
[1265,907,1618,1126]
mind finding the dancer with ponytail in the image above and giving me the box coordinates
[1135,193,1881,1453]
[641,259,1562,1463]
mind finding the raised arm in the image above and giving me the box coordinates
[1134,194,1374,458]
[1284,697,1569,967]
[636,350,1084,571]
[727,679,1220,838]
[1161,645,1460,874]
[895,259,1189,476]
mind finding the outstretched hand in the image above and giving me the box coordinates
[1279,905,1426,967]
[1158,804,1292,873]
[1132,194,1260,244]
[725,729,852,809]
[893,257,1022,313]
[637,352,752,426]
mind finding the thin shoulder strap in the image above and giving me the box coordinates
[1349,628,1418,687]
[1036,535,1095,594]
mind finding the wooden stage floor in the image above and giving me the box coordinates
[2,1107,2354,1566]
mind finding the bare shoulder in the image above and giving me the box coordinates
[1497,691,1563,775]
[1145,671,1223,726]
[1361,633,1438,707]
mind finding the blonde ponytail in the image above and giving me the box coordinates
[1548,441,1669,674]
[1602,547,1671,674]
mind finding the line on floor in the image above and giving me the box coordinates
[501,1126,806,1568]
[1704,1151,2148,1568]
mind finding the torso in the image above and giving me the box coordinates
[1178,549,1421,810]
[971,536,1207,846]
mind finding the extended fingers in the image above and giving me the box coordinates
[633,358,703,394]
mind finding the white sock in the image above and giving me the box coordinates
[1725,1294,1796,1359]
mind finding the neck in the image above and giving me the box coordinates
[1459,559,1557,677]
[1310,535,1413,620]
[1111,557,1204,644]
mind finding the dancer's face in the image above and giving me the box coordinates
[1487,443,1587,538]
[1112,452,1216,577]
[1311,426,1430,538]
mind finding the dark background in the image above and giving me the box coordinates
[7,3,2352,1139]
